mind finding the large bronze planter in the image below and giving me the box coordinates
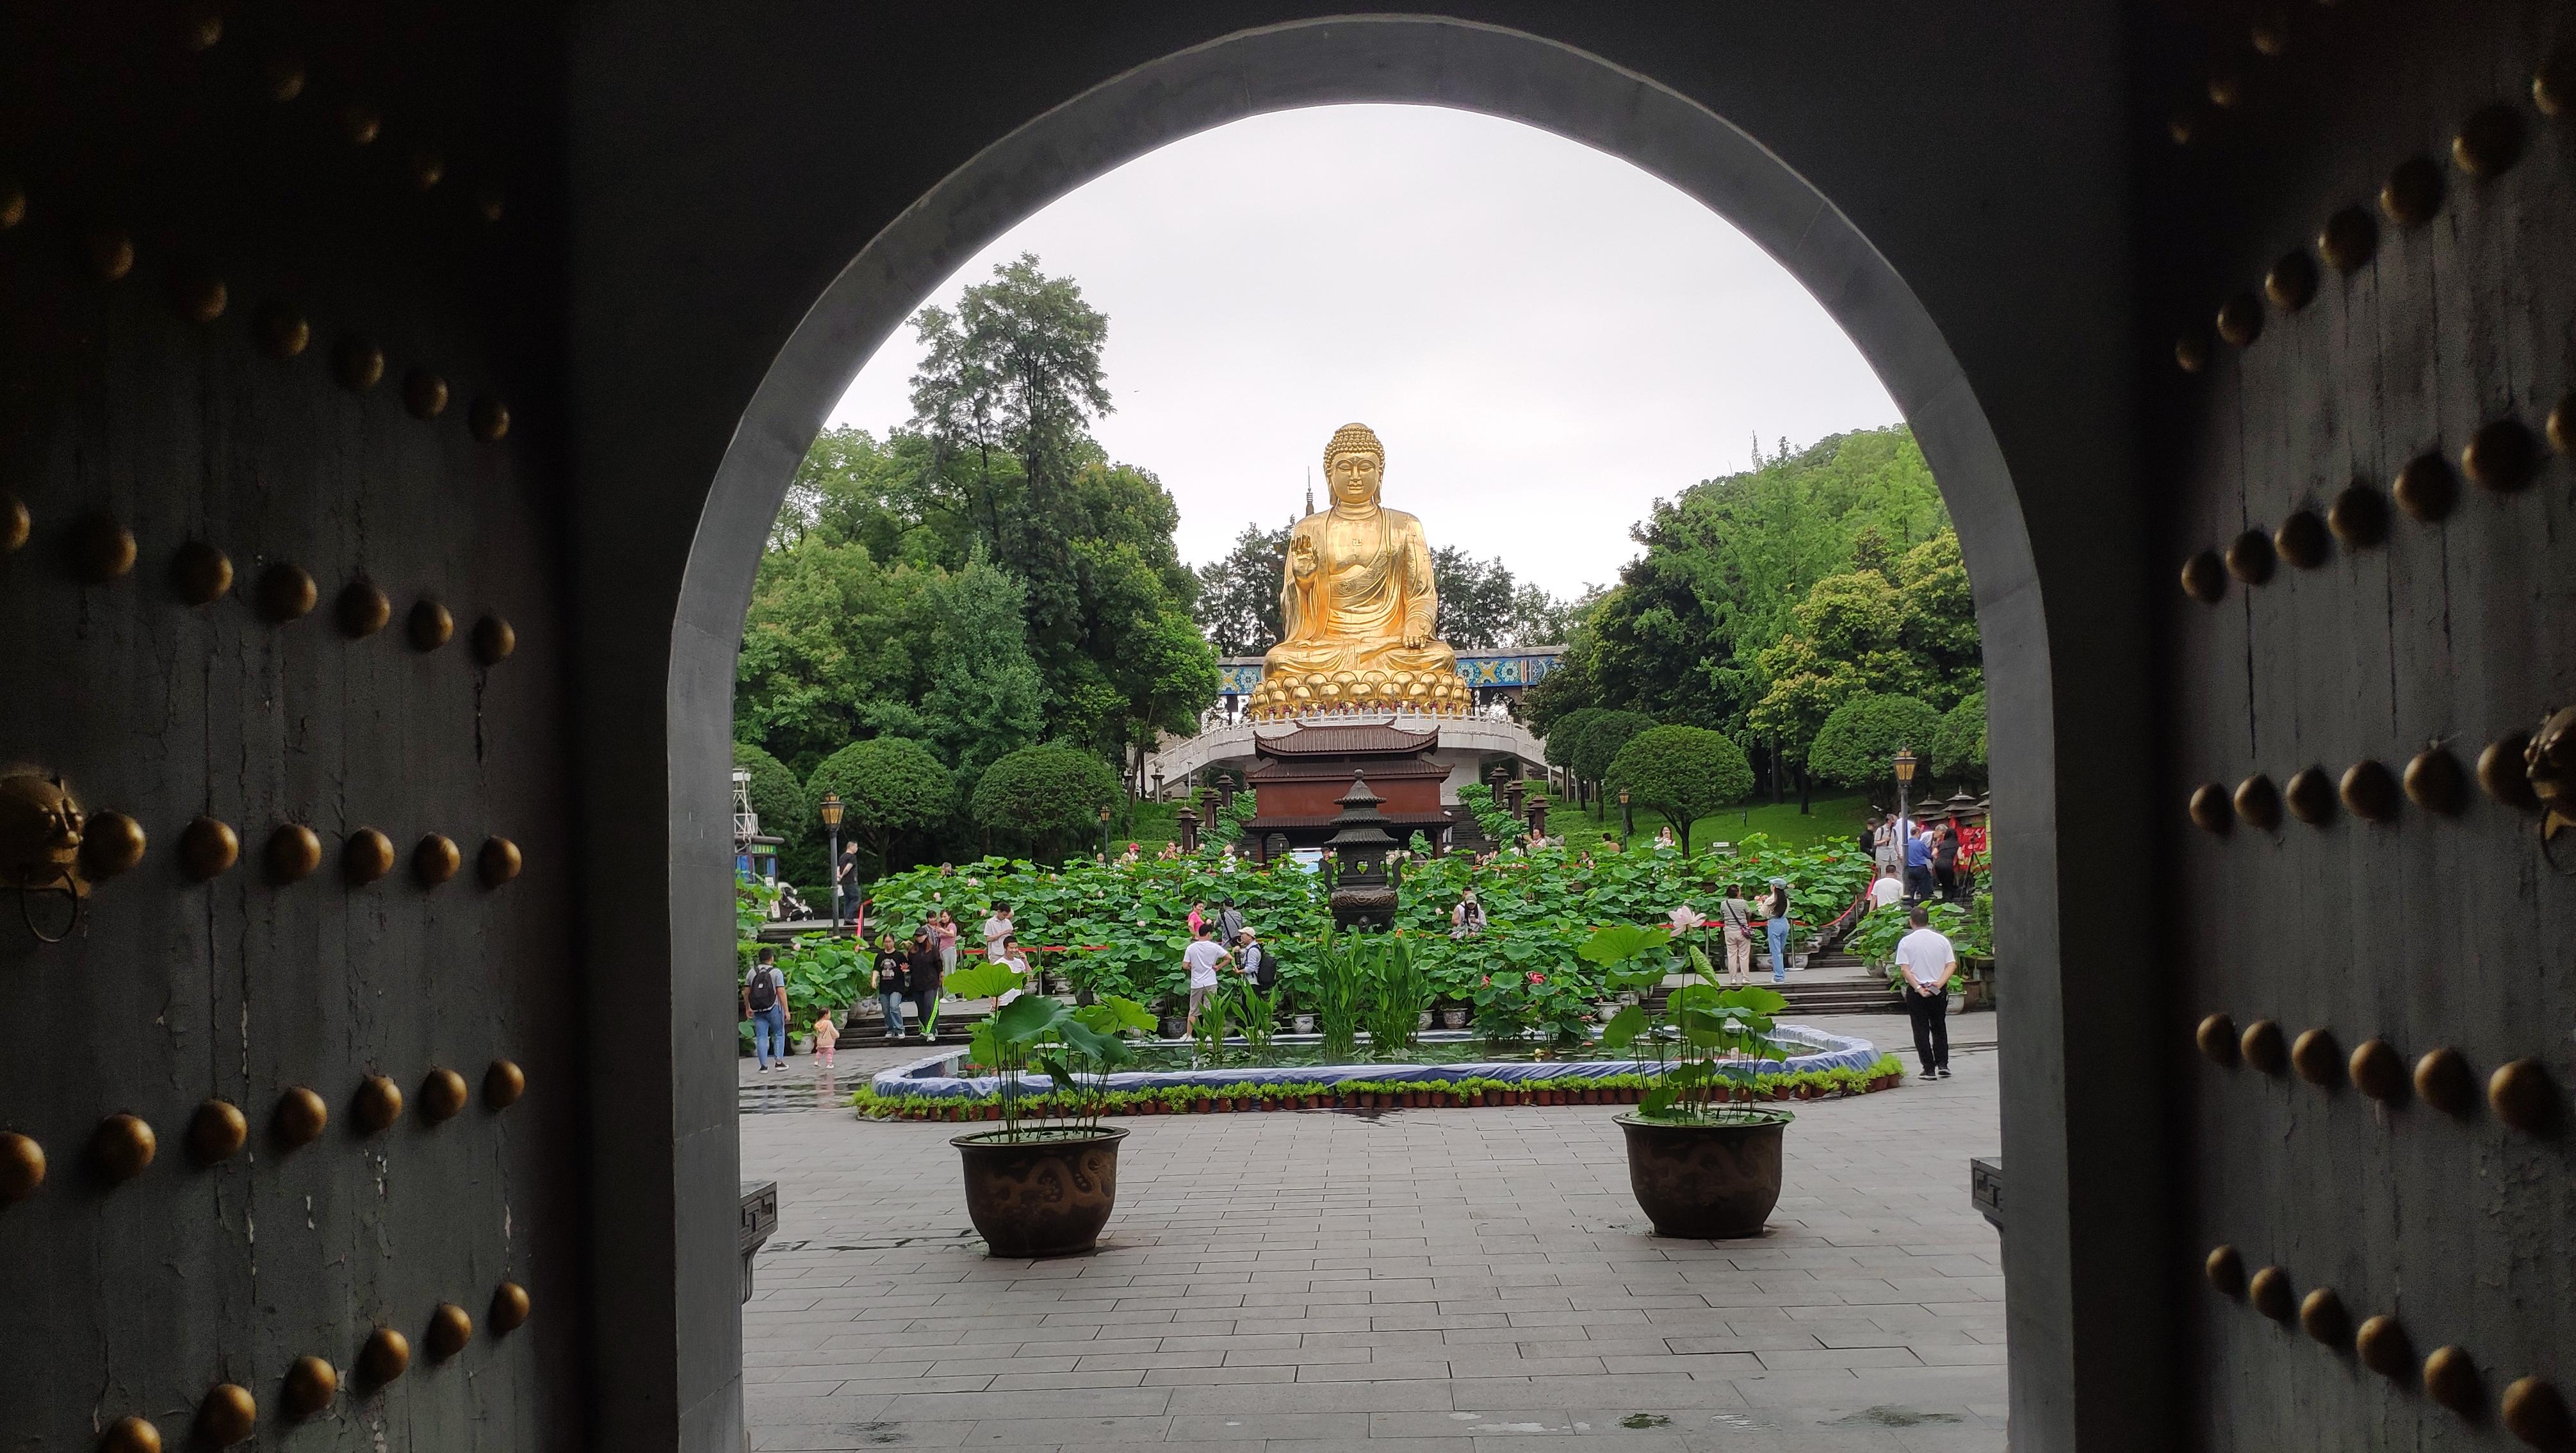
[952,1126,1129,1257]
[1617,1109,1791,1238]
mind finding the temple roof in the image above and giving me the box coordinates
[1251,722,1440,757]
[1246,757,1448,782]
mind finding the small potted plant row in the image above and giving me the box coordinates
[851,1057,1904,1121]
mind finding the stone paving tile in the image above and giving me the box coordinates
[743,1012,2001,1449]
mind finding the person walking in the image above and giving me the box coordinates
[1216,898,1245,945]
[1872,813,1901,877]
[933,909,959,981]
[1718,884,1754,986]
[1761,877,1793,983]
[810,1009,838,1071]
[742,946,788,1071]
[907,923,946,1042]
[1893,902,1955,1079]
[981,901,1014,964]
[1237,928,1272,993]
[1181,924,1234,1035]
[835,844,860,922]
[871,931,909,1041]
[1932,825,1962,901]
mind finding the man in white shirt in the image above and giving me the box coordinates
[981,903,1013,964]
[1871,866,1904,910]
[1891,903,1955,1079]
[1181,925,1234,1035]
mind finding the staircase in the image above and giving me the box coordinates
[1645,951,1902,1016]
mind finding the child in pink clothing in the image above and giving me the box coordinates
[811,1012,839,1069]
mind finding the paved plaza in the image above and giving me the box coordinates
[738,1013,2004,1453]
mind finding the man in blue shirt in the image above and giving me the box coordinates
[1903,820,1935,903]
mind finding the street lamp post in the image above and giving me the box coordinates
[1098,803,1112,860]
[819,791,845,929]
[1892,748,1918,899]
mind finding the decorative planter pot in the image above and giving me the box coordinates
[1293,1014,1317,1033]
[1440,1008,1469,1030]
[1159,1015,1187,1040]
[1597,1003,1619,1023]
[952,1126,1129,1258]
[1617,1109,1793,1239]
[1417,1010,1435,1031]
[1947,992,1966,1016]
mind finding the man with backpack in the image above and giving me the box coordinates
[743,946,790,1071]
[1236,928,1272,992]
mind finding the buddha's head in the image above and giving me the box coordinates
[1323,422,1385,508]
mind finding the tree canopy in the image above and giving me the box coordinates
[737,254,1218,868]
[970,744,1122,860]
[1606,725,1756,854]
[1806,693,1945,792]
[734,742,815,881]
[1931,689,1989,782]
[806,737,954,874]
[1568,710,1658,787]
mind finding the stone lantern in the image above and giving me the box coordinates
[1175,805,1200,853]
[1325,773,1398,930]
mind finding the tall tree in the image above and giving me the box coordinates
[859,548,1048,788]
[1431,546,1517,649]
[1193,521,1292,657]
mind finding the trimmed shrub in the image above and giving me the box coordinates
[1807,693,1944,790]
[1605,725,1755,854]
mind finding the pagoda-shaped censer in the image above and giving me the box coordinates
[1325,772,1399,930]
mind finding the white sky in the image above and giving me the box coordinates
[826,104,1899,600]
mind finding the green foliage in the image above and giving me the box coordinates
[1806,693,1944,791]
[1455,782,1525,848]
[807,737,953,873]
[850,1056,1911,1120]
[1194,520,1292,657]
[1850,892,1992,973]
[1542,706,1608,771]
[1569,710,1658,787]
[1932,690,1989,780]
[1360,934,1433,1058]
[1307,930,1370,1062]
[956,948,1156,1138]
[1577,426,1952,733]
[857,548,1047,787]
[1606,725,1756,854]
[970,744,1120,862]
[1593,928,1791,1123]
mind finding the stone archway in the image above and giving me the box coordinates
[612,13,2148,1450]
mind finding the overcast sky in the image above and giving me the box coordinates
[826,104,1899,600]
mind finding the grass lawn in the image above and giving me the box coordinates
[1547,790,1874,852]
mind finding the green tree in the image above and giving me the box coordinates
[733,538,932,775]
[1606,725,1756,854]
[1542,705,1607,777]
[1576,425,1952,734]
[1931,689,1988,782]
[1193,520,1291,657]
[1570,710,1658,790]
[806,737,954,874]
[860,548,1047,788]
[970,743,1121,861]
[1807,693,1944,792]
[1431,546,1517,650]
[1521,644,1599,735]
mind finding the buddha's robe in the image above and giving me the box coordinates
[1264,504,1458,681]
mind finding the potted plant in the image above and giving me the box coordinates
[1591,923,1794,1239]
[941,957,1157,1258]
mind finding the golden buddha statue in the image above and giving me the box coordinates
[1246,423,1469,720]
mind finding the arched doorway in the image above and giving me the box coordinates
[590,13,2152,1449]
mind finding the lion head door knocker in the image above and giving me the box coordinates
[0,772,88,940]
[2525,707,2576,874]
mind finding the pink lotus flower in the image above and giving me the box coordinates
[1528,972,1546,984]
